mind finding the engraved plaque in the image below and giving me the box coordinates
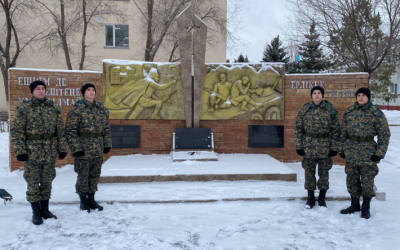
[175,128,212,150]
[248,125,284,147]
[111,125,140,148]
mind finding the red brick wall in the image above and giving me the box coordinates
[8,69,369,171]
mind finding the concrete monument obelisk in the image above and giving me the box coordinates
[176,5,207,128]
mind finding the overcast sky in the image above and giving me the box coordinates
[227,0,291,63]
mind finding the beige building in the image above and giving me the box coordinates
[0,0,227,111]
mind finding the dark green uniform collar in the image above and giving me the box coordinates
[31,97,53,106]
[311,100,328,108]
[354,101,372,110]
[81,98,98,108]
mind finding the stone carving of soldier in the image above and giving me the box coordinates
[117,70,175,119]
[137,71,176,119]
[339,87,390,219]
[231,76,263,111]
[65,83,112,213]
[295,86,340,209]
[11,80,68,225]
[209,73,233,112]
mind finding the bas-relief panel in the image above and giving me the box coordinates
[200,64,285,120]
[102,61,185,120]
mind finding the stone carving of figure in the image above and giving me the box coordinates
[209,73,233,112]
[123,70,175,119]
[231,76,263,111]
[137,72,175,119]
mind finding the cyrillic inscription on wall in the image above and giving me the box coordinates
[17,77,81,106]
[290,81,356,98]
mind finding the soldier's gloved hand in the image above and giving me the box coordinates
[371,155,381,162]
[74,151,85,157]
[16,154,28,162]
[329,150,337,157]
[296,149,305,156]
[339,153,345,159]
[103,147,111,154]
[58,152,67,160]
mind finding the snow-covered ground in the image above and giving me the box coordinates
[0,111,399,250]
[383,109,400,125]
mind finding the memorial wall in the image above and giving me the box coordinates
[8,66,369,171]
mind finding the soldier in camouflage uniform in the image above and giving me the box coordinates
[339,87,390,219]
[65,83,111,213]
[11,80,68,225]
[295,86,340,209]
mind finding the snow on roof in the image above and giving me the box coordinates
[103,59,179,66]
[206,63,284,75]
[9,68,101,73]
[287,72,368,76]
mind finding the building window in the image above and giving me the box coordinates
[390,83,398,95]
[105,24,129,48]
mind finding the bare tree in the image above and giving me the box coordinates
[132,0,243,62]
[0,0,45,102]
[287,0,400,76]
[34,0,125,70]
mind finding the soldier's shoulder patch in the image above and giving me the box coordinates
[47,99,55,106]
[302,102,312,110]
[344,105,355,116]
[17,100,32,111]
[54,105,62,113]
[97,102,109,116]
[74,99,86,108]
[330,107,338,116]
[77,99,86,105]
[103,107,110,116]
[369,105,384,117]
[298,103,312,117]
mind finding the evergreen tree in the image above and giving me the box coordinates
[298,21,330,73]
[369,63,400,104]
[286,61,304,74]
[262,35,289,63]
[234,53,250,63]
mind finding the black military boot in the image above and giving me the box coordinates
[40,200,57,219]
[361,197,372,219]
[30,201,43,225]
[79,193,90,213]
[340,196,361,214]
[318,189,327,207]
[88,192,103,211]
[305,190,315,209]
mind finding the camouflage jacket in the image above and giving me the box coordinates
[65,99,111,158]
[340,102,390,165]
[11,97,68,159]
[295,100,340,158]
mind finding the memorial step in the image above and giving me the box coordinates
[99,154,297,183]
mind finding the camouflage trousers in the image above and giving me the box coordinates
[23,159,56,202]
[345,162,379,197]
[74,157,103,194]
[302,158,333,191]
